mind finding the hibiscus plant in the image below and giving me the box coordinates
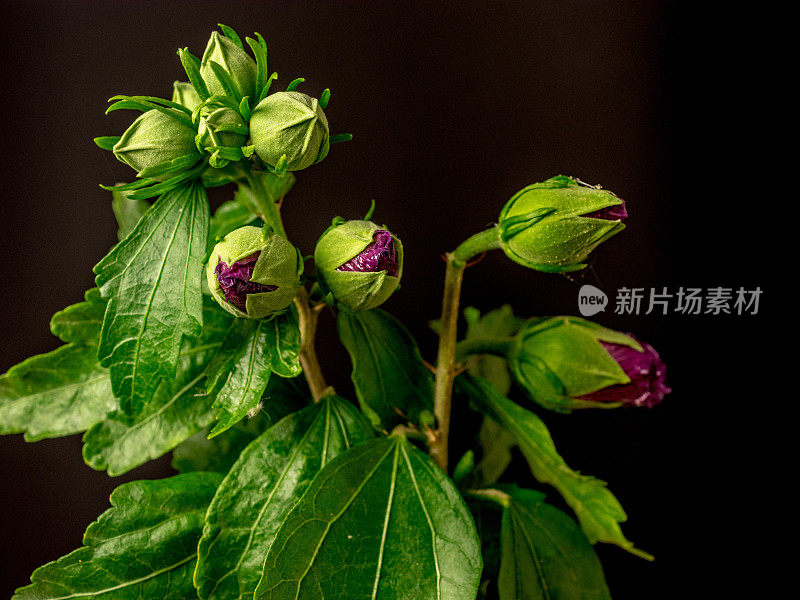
[1,24,669,600]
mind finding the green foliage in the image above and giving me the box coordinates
[12,473,221,599]
[497,487,612,600]
[255,435,483,600]
[82,299,233,475]
[204,310,302,437]
[338,308,434,428]
[195,395,373,600]
[95,181,209,415]
[1,289,115,441]
[460,374,652,560]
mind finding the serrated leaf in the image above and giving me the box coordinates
[171,376,307,475]
[337,308,434,428]
[94,181,209,415]
[206,310,302,438]
[496,487,611,600]
[0,344,116,442]
[459,374,652,560]
[82,300,233,476]
[111,187,151,241]
[12,472,221,600]
[49,288,107,346]
[207,199,260,256]
[195,395,373,600]
[254,436,483,600]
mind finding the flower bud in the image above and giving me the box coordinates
[509,316,669,411]
[112,109,200,179]
[171,81,201,111]
[207,225,303,319]
[498,175,626,272]
[314,220,403,311]
[249,91,330,171]
[197,106,247,150]
[200,31,257,101]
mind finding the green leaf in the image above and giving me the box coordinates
[206,310,302,438]
[49,288,107,346]
[111,187,151,241]
[254,436,483,600]
[208,199,260,255]
[82,299,231,475]
[497,487,612,600]
[94,181,209,415]
[171,376,307,475]
[475,416,515,486]
[12,472,221,600]
[459,374,652,560]
[0,344,115,442]
[195,395,373,600]
[464,304,524,396]
[337,308,434,428]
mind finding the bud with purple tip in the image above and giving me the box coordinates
[498,175,627,272]
[314,219,403,311]
[509,316,669,412]
[207,225,303,319]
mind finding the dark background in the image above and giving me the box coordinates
[0,2,779,598]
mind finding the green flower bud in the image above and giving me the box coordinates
[171,81,201,110]
[197,106,247,151]
[250,91,330,171]
[207,225,303,319]
[498,175,627,272]
[112,109,200,180]
[314,220,402,311]
[200,31,257,101]
[509,316,669,412]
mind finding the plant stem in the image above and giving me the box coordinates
[294,288,330,402]
[430,256,465,471]
[430,226,502,472]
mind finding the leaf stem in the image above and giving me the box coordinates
[430,225,504,472]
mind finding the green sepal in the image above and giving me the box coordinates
[218,23,244,48]
[178,47,211,101]
[93,135,120,150]
[286,77,305,91]
[245,36,269,104]
[319,88,331,108]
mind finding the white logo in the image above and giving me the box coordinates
[578,284,608,316]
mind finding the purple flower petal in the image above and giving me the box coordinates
[215,252,277,312]
[579,336,670,407]
[337,230,399,277]
[581,199,627,221]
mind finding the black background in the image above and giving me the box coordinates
[0,2,779,598]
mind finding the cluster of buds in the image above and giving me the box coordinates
[99,25,348,191]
